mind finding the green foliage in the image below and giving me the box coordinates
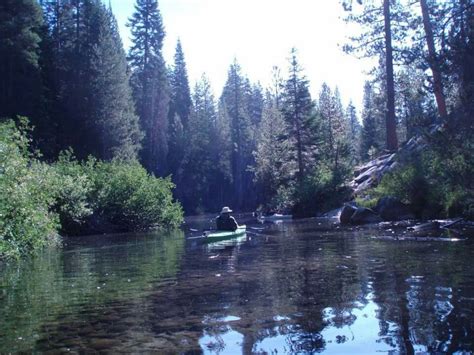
[375,162,431,217]
[270,184,296,213]
[354,196,378,209]
[0,119,183,259]
[220,60,258,210]
[0,118,59,259]
[89,4,143,160]
[0,0,44,120]
[179,75,229,213]
[293,164,352,217]
[280,48,315,181]
[128,0,170,175]
[372,130,474,219]
[253,102,295,207]
[49,150,93,233]
[88,160,183,231]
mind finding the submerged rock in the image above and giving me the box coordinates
[408,221,441,236]
[350,207,383,225]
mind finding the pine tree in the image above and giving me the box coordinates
[419,0,448,120]
[442,0,474,126]
[167,39,192,178]
[220,60,255,209]
[318,83,347,169]
[360,81,380,160]
[343,0,403,151]
[179,75,226,212]
[168,39,192,130]
[280,48,314,183]
[88,4,143,160]
[253,96,295,207]
[39,0,142,160]
[40,0,94,158]
[397,65,436,141]
[0,0,44,121]
[128,0,169,175]
[345,100,361,164]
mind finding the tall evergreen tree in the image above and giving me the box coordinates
[280,48,314,183]
[345,100,361,163]
[168,39,192,130]
[88,4,143,160]
[39,0,142,160]
[318,83,347,170]
[343,0,403,150]
[419,0,448,120]
[128,0,169,175]
[179,75,228,212]
[0,0,44,121]
[253,95,295,208]
[167,39,192,178]
[220,60,255,209]
[441,0,474,126]
[360,81,380,160]
[40,0,75,154]
[40,0,93,157]
[396,65,436,141]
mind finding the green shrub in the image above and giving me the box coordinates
[87,160,183,231]
[0,118,59,259]
[0,118,183,258]
[370,131,474,219]
[293,164,352,217]
[50,150,93,233]
[354,196,378,209]
[374,160,432,217]
[269,184,296,213]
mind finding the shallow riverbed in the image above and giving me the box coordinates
[1,215,473,353]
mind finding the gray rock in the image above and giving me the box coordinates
[340,204,357,225]
[350,207,382,225]
[407,221,442,236]
[376,196,415,221]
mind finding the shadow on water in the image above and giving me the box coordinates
[1,216,474,353]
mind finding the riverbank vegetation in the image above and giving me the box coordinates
[361,131,474,220]
[0,118,182,259]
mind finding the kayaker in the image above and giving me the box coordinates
[216,206,239,231]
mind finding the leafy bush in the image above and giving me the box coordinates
[0,118,59,259]
[268,184,296,213]
[87,160,183,231]
[293,164,352,217]
[371,129,474,219]
[50,150,93,233]
[354,196,378,209]
[0,118,183,258]
[374,161,432,217]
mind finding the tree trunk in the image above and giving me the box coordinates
[383,0,398,151]
[420,0,448,120]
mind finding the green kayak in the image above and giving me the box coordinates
[205,225,246,242]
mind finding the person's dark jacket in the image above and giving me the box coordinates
[216,215,238,231]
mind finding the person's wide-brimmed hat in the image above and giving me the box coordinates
[220,206,232,213]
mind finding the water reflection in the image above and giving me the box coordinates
[1,217,473,353]
[0,230,185,352]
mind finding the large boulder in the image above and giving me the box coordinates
[350,207,382,225]
[339,204,357,225]
[375,196,415,221]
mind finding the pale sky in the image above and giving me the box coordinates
[109,0,372,111]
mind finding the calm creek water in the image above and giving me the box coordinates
[1,215,474,353]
